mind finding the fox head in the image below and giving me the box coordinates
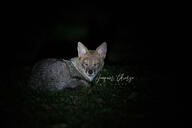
[76,42,107,81]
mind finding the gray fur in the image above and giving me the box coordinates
[29,58,91,91]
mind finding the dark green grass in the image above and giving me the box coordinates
[3,65,152,128]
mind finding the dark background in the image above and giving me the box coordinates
[0,5,182,127]
[1,7,171,85]
[1,7,169,75]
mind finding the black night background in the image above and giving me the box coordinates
[0,5,183,128]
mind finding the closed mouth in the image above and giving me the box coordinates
[88,74,94,77]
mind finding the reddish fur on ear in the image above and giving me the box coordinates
[96,42,107,58]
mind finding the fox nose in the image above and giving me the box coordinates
[88,70,93,75]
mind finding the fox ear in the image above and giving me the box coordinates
[77,42,88,57]
[96,42,107,58]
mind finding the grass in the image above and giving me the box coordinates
[1,64,153,128]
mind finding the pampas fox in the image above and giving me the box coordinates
[29,42,107,91]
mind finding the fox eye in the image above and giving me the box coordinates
[94,63,99,66]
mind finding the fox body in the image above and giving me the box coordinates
[29,42,107,91]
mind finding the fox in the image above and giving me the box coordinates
[29,42,107,91]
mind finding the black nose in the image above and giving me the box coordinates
[88,70,93,74]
